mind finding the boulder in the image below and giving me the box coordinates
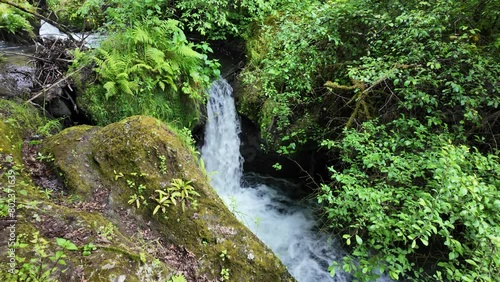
[41,115,295,281]
[0,103,295,281]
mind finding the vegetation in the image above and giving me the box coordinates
[0,1,34,39]
[152,178,199,215]
[75,16,220,128]
[1,0,499,281]
[319,118,500,280]
[238,0,499,280]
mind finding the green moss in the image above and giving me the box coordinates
[0,104,173,281]
[43,115,296,281]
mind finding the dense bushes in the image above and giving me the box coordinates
[238,0,500,280]
[239,0,499,153]
[0,1,34,40]
[319,117,500,280]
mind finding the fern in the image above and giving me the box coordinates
[80,16,219,127]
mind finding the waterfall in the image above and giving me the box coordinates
[201,79,389,281]
[201,79,243,195]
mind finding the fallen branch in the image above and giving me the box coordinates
[27,65,85,103]
[0,0,76,41]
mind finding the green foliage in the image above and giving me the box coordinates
[46,0,103,30]
[97,222,115,241]
[240,0,499,152]
[0,2,34,36]
[220,267,230,281]
[174,0,274,39]
[78,16,220,128]
[128,193,146,209]
[219,249,230,281]
[168,274,187,282]
[318,117,500,281]
[7,232,77,281]
[152,178,199,215]
[158,154,167,175]
[0,100,61,138]
[82,243,96,256]
[125,176,148,209]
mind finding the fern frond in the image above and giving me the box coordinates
[175,45,202,59]
[131,26,151,45]
[103,81,117,100]
[130,63,154,72]
[145,47,165,66]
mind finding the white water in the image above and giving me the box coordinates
[39,21,104,48]
[201,79,350,281]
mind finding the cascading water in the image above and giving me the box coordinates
[201,79,392,281]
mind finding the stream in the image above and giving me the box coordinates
[201,79,352,281]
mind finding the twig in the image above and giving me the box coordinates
[27,65,85,103]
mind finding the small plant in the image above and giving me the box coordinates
[219,249,230,281]
[168,274,187,282]
[219,249,228,261]
[152,188,174,215]
[152,178,200,215]
[272,162,282,171]
[98,222,115,241]
[11,233,78,281]
[113,170,124,180]
[126,175,148,209]
[220,268,230,281]
[36,152,54,162]
[82,243,97,256]
[128,193,146,209]
[159,155,167,174]
[41,189,53,199]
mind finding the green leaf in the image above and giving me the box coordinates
[389,270,399,280]
[328,265,336,277]
[153,205,161,215]
[420,237,429,246]
[355,235,363,245]
[56,238,78,251]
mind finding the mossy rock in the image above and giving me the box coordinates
[0,105,171,281]
[43,115,296,281]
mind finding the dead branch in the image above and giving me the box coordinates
[27,65,85,103]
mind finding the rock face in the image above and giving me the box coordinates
[0,46,34,98]
[40,115,295,281]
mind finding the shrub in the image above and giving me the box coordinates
[318,117,500,281]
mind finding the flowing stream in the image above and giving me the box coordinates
[201,79,349,281]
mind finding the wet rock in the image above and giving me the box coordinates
[46,97,72,118]
[0,54,34,98]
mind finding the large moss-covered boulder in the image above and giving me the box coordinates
[0,103,172,281]
[42,115,295,281]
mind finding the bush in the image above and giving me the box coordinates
[239,0,499,153]
[318,117,500,281]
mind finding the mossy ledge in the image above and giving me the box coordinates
[41,115,295,281]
